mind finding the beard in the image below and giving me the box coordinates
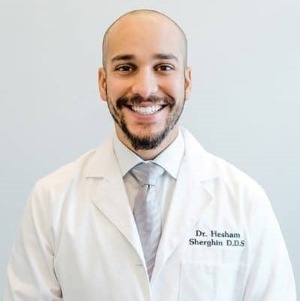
[106,94,185,151]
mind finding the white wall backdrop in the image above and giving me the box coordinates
[1,0,299,297]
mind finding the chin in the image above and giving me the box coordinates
[125,125,176,151]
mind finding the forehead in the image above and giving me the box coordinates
[103,13,185,64]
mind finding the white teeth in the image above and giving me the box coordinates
[131,105,162,115]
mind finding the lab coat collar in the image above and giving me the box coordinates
[83,136,117,178]
[180,127,218,181]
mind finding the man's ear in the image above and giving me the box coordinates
[184,67,192,101]
[98,67,107,101]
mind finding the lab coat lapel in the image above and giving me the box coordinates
[85,137,144,259]
[152,130,216,282]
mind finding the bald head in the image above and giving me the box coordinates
[101,9,188,67]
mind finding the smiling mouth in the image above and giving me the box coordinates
[127,104,166,115]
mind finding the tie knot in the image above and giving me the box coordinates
[131,162,164,186]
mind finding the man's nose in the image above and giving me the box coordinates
[131,69,158,99]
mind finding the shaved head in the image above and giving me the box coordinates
[102,9,188,67]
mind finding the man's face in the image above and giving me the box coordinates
[99,13,191,154]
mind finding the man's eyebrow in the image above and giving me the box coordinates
[111,54,135,62]
[110,53,179,63]
[154,53,178,61]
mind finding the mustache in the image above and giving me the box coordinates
[116,95,175,109]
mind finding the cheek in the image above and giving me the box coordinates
[106,78,129,98]
[163,76,186,94]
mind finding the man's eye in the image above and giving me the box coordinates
[115,65,134,72]
[155,64,174,72]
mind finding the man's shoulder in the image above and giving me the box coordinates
[32,149,94,197]
[35,136,114,191]
[182,128,265,195]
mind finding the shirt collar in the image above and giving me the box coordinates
[113,130,185,179]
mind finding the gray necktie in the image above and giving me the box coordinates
[131,162,164,279]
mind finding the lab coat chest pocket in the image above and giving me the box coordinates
[179,262,247,301]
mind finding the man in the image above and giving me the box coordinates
[3,9,296,301]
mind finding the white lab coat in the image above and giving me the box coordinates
[3,129,296,301]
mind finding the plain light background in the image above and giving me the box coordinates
[1,0,299,297]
